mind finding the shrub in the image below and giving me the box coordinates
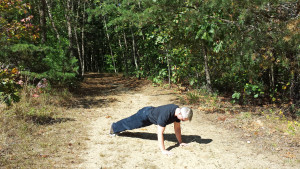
[0,67,22,106]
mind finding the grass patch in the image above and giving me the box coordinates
[178,87,221,107]
[262,109,300,136]
[178,85,299,162]
[0,85,82,168]
[186,92,200,104]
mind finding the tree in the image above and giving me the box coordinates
[3,0,299,111]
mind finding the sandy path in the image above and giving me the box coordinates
[77,76,295,169]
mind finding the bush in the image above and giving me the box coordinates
[0,67,22,106]
[6,83,72,124]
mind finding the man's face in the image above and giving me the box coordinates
[178,112,189,121]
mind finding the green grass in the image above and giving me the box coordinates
[0,85,79,168]
[186,92,200,104]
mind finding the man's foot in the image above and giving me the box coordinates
[109,133,117,137]
[109,123,117,136]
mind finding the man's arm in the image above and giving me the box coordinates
[174,122,188,146]
[157,125,172,155]
[174,122,182,144]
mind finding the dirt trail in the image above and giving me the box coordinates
[75,73,297,169]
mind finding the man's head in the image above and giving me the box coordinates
[180,107,193,121]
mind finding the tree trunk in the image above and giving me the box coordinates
[103,17,117,73]
[290,54,300,108]
[81,1,86,75]
[90,53,93,71]
[203,46,212,93]
[123,31,129,74]
[118,37,127,75]
[45,0,60,42]
[130,27,139,73]
[270,62,275,89]
[38,0,47,43]
[65,0,74,59]
[74,0,83,76]
[166,49,171,87]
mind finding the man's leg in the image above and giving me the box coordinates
[111,107,153,133]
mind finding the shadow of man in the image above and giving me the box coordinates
[118,132,212,151]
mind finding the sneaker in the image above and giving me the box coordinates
[109,123,116,136]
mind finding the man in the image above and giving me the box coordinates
[110,104,193,155]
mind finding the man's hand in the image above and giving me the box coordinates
[161,150,173,155]
[179,142,189,147]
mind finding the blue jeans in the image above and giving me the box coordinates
[112,107,153,133]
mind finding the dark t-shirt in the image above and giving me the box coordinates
[147,104,180,127]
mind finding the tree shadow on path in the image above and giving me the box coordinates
[118,132,212,150]
[69,73,149,109]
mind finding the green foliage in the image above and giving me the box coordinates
[0,67,22,106]
[0,0,38,44]
[104,54,117,72]
[186,92,200,104]
[232,92,241,104]
[151,68,168,84]
[3,0,299,110]
[232,83,265,104]
[244,83,264,99]
[0,0,78,87]
[7,43,46,72]
[7,43,79,86]
[296,109,300,117]
[42,46,78,85]
[0,0,39,70]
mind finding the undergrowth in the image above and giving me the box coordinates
[0,85,74,168]
[178,87,300,139]
[176,86,300,165]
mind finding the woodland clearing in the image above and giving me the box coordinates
[1,73,298,168]
[72,73,299,169]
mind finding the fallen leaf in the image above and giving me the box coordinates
[40,154,49,158]
[218,116,226,121]
[219,109,226,114]
[32,94,39,97]
[106,115,112,118]
[282,152,295,159]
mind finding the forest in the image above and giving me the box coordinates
[1,0,299,114]
[1,0,300,168]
